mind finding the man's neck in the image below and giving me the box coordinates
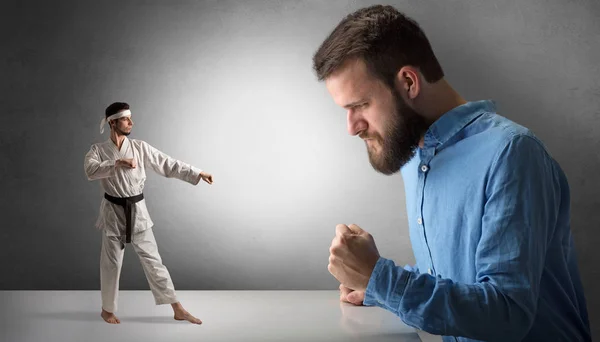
[416,78,467,126]
[110,132,126,150]
[416,79,467,147]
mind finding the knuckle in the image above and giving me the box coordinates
[330,245,340,255]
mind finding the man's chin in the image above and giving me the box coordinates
[369,162,398,175]
[368,153,398,175]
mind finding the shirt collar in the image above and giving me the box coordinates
[107,136,130,153]
[424,100,496,148]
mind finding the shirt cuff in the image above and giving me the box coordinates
[190,166,203,185]
[363,257,410,312]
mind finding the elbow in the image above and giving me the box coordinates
[459,303,535,342]
[493,293,536,341]
[84,166,98,181]
[509,307,535,341]
[452,286,537,341]
[492,318,533,342]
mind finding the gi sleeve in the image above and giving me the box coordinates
[84,144,117,180]
[140,141,203,185]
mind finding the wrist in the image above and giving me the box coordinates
[363,257,387,305]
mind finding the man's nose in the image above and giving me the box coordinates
[347,110,366,136]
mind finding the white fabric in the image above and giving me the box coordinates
[100,228,177,312]
[99,109,132,134]
[84,137,203,237]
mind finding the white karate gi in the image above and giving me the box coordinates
[84,137,202,312]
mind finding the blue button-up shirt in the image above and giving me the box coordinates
[364,100,591,341]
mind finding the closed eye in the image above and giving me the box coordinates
[345,102,368,111]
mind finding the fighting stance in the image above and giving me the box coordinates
[84,102,213,325]
[316,5,590,342]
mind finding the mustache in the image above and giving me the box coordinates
[359,132,379,140]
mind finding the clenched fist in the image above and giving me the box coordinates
[328,223,380,292]
[198,171,213,184]
[116,158,136,169]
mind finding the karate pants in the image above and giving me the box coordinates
[100,228,178,312]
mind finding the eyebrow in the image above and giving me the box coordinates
[343,100,366,109]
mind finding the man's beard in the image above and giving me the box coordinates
[366,92,428,175]
[115,126,131,136]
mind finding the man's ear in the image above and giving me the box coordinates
[396,66,420,100]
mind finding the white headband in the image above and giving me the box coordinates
[99,109,132,134]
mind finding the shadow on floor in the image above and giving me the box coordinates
[31,311,180,324]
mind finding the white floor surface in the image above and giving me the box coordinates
[0,290,442,342]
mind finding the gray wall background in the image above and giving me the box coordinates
[1,0,598,338]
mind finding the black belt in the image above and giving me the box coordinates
[104,193,144,247]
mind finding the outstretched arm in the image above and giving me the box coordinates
[141,141,205,185]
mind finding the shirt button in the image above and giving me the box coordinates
[421,164,429,172]
[417,217,423,225]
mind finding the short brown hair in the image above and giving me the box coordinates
[312,5,444,88]
[105,102,130,118]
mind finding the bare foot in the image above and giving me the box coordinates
[101,309,121,324]
[174,310,202,324]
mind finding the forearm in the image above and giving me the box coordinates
[84,159,116,180]
[142,142,201,184]
[165,160,202,184]
[364,257,534,341]
[151,154,202,184]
